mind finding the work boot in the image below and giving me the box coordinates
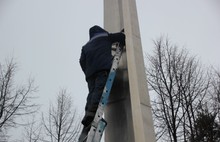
[78,125,91,142]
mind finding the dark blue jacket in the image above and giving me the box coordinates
[80,26,125,80]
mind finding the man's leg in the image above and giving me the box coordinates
[79,71,108,141]
[89,71,108,113]
[81,77,96,127]
[82,71,108,126]
[79,77,95,142]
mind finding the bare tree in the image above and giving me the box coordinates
[0,59,38,130]
[42,89,81,142]
[146,37,210,141]
[20,115,44,142]
[0,128,8,142]
[211,69,220,122]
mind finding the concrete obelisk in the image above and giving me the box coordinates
[104,0,156,142]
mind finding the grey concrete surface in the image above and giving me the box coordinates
[104,0,156,142]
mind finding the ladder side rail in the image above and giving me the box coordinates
[93,119,107,142]
[93,44,122,123]
[86,44,123,142]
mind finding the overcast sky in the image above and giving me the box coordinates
[0,0,220,140]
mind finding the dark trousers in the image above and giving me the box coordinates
[81,71,108,127]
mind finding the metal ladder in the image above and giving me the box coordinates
[86,43,123,142]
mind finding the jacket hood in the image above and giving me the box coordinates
[89,25,108,39]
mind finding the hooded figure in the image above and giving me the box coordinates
[78,25,125,141]
[80,25,125,80]
[89,25,108,39]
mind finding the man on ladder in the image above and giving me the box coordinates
[79,25,125,142]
